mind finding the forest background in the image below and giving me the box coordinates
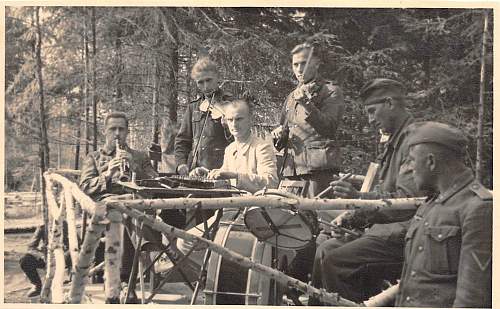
[4,6,494,192]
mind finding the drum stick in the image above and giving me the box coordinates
[317,218,362,237]
[315,173,352,198]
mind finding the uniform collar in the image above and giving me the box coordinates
[387,115,413,147]
[434,169,475,204]
[232,133,254,157]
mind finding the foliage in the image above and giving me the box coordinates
[5,7,493,191]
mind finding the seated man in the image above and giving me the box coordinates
[309,79,423,304]
[396,122,491,307]
[79,111,158,303]
[179,99,279,264]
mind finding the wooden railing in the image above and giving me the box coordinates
[42,169,422,305]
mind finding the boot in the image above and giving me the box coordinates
[26,284,42,297]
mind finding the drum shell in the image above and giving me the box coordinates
[204,216,285,305]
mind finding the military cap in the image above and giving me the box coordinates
[359,78,406,104]
[407,121,467,155]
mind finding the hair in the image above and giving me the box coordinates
[291,42,322,62]
[225,99,253,116]
[191,57,219,80]
[105,111,129,128]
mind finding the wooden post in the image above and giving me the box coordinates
[104,209,123,301]
[40,179,65,303]
[476,10,489,182]
[68,212,107,303]
[65,187,80,270]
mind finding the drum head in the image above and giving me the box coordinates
[244,207,314,249]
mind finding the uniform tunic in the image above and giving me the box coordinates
[79,145,157,201]
[280,79,344,182]
[174,88,233,171]
[396,170,492,307]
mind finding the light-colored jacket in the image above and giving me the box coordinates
[220,133,278,193]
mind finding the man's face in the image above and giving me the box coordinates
[292,49,319,84]
[225,104,251,140]
[364,97,394,134]
[105,117,128,146]
[195,71,219,95]
[407,144,435,194]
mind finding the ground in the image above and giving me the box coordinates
[3,231,194,304]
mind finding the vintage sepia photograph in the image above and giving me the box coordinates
[3,5,494,306]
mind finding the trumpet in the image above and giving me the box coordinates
[116,139,131,182]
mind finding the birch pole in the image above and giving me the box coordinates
[475,10,489,182]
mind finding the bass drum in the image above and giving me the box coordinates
[204,215,280,305]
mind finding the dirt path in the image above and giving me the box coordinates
[4,233,39,303]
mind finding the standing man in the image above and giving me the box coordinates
[309,78,422,304]
[396,122,491,307]
[271,41,345,284]
[174,57,233,228]
[175,57,232,176]
[272,42,344,197]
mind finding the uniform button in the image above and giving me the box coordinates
[418,246,423,251]
[472,184,479,189]
[411,270,416,277]
[202,135,206,138]
[424,222,429,226]
[438,234,443,239]
[406,296,411,301]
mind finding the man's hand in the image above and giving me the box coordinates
[332,211,354,228]
[105,157,122,178]
[271,126,284,140]
[207,169,237,180]
[189,166,209,177]
[177,164,189,176]
[330,179,361,199]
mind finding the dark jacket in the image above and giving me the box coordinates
[280,80,345,176]
[79,145,157,201]
[362,116,422,243]
[174,88,233,171]
[396,170,492,307]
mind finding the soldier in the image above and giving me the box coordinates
[271,41,345,284]
[272,42,344,197]
[19,224,71,298]
[174,57,233,228]
[396,122,492,307]
[79,111,158,303]
[309,78,422,304]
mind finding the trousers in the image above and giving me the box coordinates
[309,235,404,305]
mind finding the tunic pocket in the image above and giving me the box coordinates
[424,225,461,274]
[304,140,339,171]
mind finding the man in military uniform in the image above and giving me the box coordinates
[174,57,233,228]
[19,224,71,297]
[271,42,345,284]
[396,122,491,307]
[272,42,344,198]
[80,112,158,303]
[309,78,422,304]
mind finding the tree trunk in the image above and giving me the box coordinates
[152,57,160,170]
[83,8,90,156]
[161,7,179,124]
[91,7,98,151]
[34,6,50,247]
[476,11,489,182]
[74,93,82,169]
